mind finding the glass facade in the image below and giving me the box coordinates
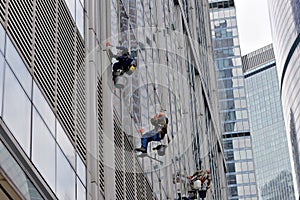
[65,0,84,36]
[109,0,227,199]
[209,0,258,199]
[1,0,228,199]
[0,23,86,200]
[268,0,300,196]
[0,140,43,199]
[243,44,295,200]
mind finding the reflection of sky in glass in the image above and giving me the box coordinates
[76,0,84,36]
[65,0,75,20]
[5,36,32,96]
[32,109,56,190]
[57,147,76,200]
[76,154,86,186]
[3,65,31,155]
[33,82,56,135]
[0,24,5,53]
[77,177,86,200]
[57,121,76,168]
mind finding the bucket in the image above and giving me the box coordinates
[114,76,126,89]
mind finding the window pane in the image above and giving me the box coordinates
[0,54,4,115]
[5,37,32,96]
[57,147,76,200]
[57,121,76,168]
[65,0,75,20]
[33,82,55,135]
[76,0,84,36]
[77,177,86,200]
[0,24,5,54]
[3,66,31,155]
[76,154,86,186]
[32,109,56,190]
[0,140,43,200]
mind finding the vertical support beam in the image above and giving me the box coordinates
[100,0,116,199]
[85,0,99,199]
[86,0,114,199]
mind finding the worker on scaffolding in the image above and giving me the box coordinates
[106,42,136,88]
[188,169,211,198]
[135,112,169,154]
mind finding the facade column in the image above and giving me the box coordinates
[100,0,116,200]
[86,0,114,199]
[85,0,98,199]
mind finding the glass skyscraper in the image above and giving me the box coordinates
[268,0,300,197]
[209,0,258,199]
[243,44,295,200]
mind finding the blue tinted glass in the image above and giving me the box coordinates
[3,65,31,155]
[5,36,32,96]
[32,109,56,190]
[56,146,76,200]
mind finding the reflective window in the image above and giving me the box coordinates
[32,109,56,190]
[65,0,76,20]
[3,65,31,155]
[242,173,250,183]
[77,177,86,200]
[76,0,84,36]
[0,54,4,115]
[227,175,237,184]
[33,82,55,135]
[249,173,255,182]
[227,162,235,172]
[229,186,238,197]
[57,121,76,168]
[0,140,43,200]
[56,146,76,200]
[5,36,32,96]
[76,154,86,186]
[0,24,5,54]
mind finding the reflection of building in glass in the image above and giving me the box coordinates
[268,0,300,196]
[260,171,294,199]
[243,44,295,200]
[209,0,258,199]
[0,0,227,200]
[289,109,300,198]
